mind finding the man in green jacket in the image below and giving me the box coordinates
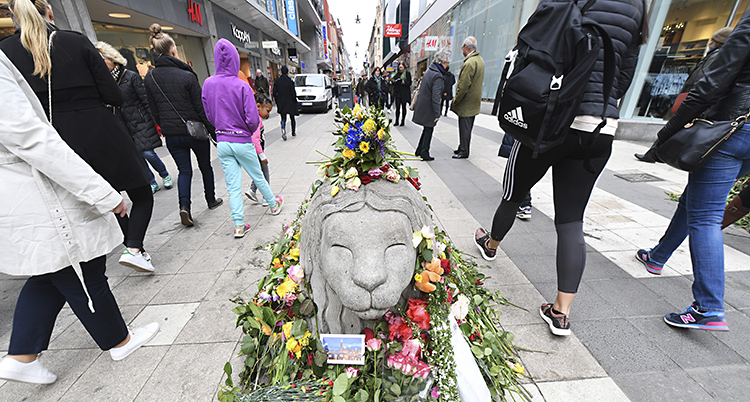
[451,36,484,159]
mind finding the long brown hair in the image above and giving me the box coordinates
[149,23,175,55]
[9,0,52,78]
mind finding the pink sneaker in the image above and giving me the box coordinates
[234,224,251,238]
[269,195,283,215]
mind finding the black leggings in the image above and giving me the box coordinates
[115,185,154,251]
[395,98,408,123]
[491,130,613,293]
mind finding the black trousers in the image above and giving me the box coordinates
[395,98,408,123]
[415,126,434,158]
[442,99,450,115]
[491,130,613,293]
[457,116,475,156]
[115,184,154,251]
[8,256,128,354]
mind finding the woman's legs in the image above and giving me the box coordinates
[217,142,245,226]
[166,136,194,209]
[290,114,297,135]
[415,126,434,158]
[189,137,218,206]
[115,185,154,252]
[141,149,169,178]
[250,156,271,194]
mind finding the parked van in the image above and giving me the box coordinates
[295,74,333,113]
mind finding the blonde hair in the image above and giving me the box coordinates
[95,41,127,66]
[149,23,175,55]
[9,0,52,78]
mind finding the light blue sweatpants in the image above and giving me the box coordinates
[217,142,275,226]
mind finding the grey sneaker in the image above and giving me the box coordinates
[281,127,287,141]
[245,190,259,204]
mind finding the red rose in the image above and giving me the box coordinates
[307,353,314,366]
[361,175,372,184]
[364,328,374,342]
[440,259,451,274]
[381,164,390,171]
[407,298,430,330]
[388,317,413,341]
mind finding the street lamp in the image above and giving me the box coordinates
[355,14,361,24]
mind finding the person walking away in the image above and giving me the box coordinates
[246,93,274,206]
[413,49,450,161]
[255,69,270,95]
[202,40,284,238]
[498,133,532,220]
[0,45,158,385]
[0,0,158,273]
[442,66,455,116]
[357,75,368,106]
[392,62,412,126]
[635,26,733,162]
[634,10,750,331]
[383,72,392,113]
[95,41,173,195]
[366,67,385,109]
[451,37,484,159]
[474,0,648,336]
[144,23,222,227]
[273,65,298,140]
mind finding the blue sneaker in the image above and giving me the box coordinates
[635,249,664,275]
[150,183,160,194]
[664,302,728,331]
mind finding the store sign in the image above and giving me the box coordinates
[440,37,451,49]
[322,26,329,60]
[384,24,402,38]
[266,0,277,20]
[262,41,279,49]
[285,0,299,36]
[187,0,203,26]
[230,23,259,48]
[424,36,438,51]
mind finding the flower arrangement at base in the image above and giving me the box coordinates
[218,105,530,402]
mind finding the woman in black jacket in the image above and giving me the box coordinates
[412,50,450,161]
[95,41,173,194]
[635,10,750,332]
[0,0,159,273]
[392,62,412,126]
[475,0,649,337]
[366,67,385,108]
[144,23,222,227]
[441,67,455,116]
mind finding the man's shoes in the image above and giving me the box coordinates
[270,195,284,215]
[516,206,532,220]
[179,207,194,227]
[635,249,664,275]
[234,224,251,238]
[540,303,571,336]
[635,148,658,163]
[119,249,155,273]
[109,322,160,361]
[150,183,160,193]
[452,154,468,159]
[664,302,728,331]
[245,190,259,204]
[163,175,173,189]
[292,132,297,137]
[421,155,435,161]
[281,128,287,141]
[474,228,497,261]
[208,198,224,209]
[0,357,57,384]
[453,149,460,155]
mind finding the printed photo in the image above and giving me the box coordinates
[320,334,365,365]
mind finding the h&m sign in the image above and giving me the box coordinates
[187,0,203,26]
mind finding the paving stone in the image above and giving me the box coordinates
[724,270,750,310]
[111,275,170,306]
[612,369,711,402]
[712,310,750,362]
[685,365,750,401]
[177,247,234,274]
[579,250,634,281]
[129,303,200,346]
[150,272,221,304]
[493,283,548,326]
[535,377,630,402]
[586,278,675,317]
[174,300,241,344]
[638,275,696,311]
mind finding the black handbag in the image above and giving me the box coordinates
[151,75,210,141]
[657,110,750,173]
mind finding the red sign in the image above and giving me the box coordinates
[187,0,203,26]
[424,36,438,51]
[384,24,402,38]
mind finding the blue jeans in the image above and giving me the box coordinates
[165,135,217,208]
[650,126,750,313]
[280,114,296,134]
[217,142,275,226]
[142,150,169,186]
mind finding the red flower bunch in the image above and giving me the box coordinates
[407,298,430,330]
[440,258,451,274]
[360,175,372,184]
[385,311,413,341]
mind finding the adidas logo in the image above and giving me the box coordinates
[504,106,528,129]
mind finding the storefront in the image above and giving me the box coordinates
[213,5,265,80]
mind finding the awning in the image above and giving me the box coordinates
[211,0,310,52]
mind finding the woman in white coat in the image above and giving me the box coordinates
[0,50,158,384]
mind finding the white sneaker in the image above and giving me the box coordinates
[0,357,57,384]
[245,190,259,204]
[119,249,155,273]
[110,322,159,361]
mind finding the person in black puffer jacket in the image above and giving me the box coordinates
[635,9,750,332]
[475,0,649,337]
[144,23,222,227]
[95,41,173,195]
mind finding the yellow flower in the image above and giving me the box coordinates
[293,232,300,240]
[299,331,312,347]
[359,141,370,153]
[283,322,293,339]
[276,277,298,298]
[508,361,525,374]
[286,337,299,353]
[343,124,350,133]
[362,119,376,134]
[272,258,282,268]
[377,128,385,140]
[343,148,356,159]
[289,248,300,259]
[414,273,423,283]
[331,185,340,196]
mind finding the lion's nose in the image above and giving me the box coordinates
[351,255,388,291]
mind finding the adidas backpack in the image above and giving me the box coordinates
[496,0,615,157]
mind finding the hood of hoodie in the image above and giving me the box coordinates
[214,39,239,77]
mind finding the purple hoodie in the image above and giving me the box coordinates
[202,39,259,144]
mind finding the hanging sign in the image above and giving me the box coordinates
[424,36,438,51]
[384,24,402,38]
[262,41,279,49]
[285,0,299,36]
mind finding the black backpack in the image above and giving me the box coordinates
[494,0,615,157]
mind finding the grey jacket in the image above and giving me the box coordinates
[412,63,444,127]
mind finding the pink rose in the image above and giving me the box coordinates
[385,169,400,183]
[345,366,360,378]
[401,339,421,359]
[368,167,383,177]
[287,265,304,284]
[414,361,431,378]
[430,387,440,399]
[366,338,382,352]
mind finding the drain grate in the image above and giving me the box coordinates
[614,172,664,183]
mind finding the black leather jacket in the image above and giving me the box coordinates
[659,9,750,142]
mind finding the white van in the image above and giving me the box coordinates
[295,74,333,113]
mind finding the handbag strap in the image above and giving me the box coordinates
[47,31,56,124]
[150,73,187,124]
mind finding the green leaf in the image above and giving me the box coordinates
[314,350,327,366]
[421,248,433,262]
[240,335,256,355]
[223,362,233,387]
[471,345,484,358]
[300,299,315,316]
[332,397,346,402]
[473,295,484,306]
[356,389,370,402]
[291,320,308,338]
[375,389,381,402]
[484,347,493,356]
[390,383,401,396]
[333,373,349,396]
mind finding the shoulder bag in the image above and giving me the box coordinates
[657,109,750,173]
[150,75,210,141]
[410,80,421,111]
